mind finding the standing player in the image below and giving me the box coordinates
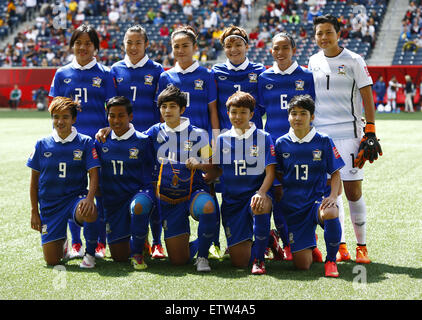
[275,95,344,277]
[308,15,382,263]
[207,91,276,275]
[49,24,117,260]
[110,25,166,259]
[95,96,155,269]
[257,32,320,262]
[211,26,266,258]
[145,85,218,272]
[156,25,219,140]
[28,97,100,268]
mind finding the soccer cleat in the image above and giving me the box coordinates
[151,244,166,259]
[195,257,211,272]
[143,240,152,257]
[69,243,84,259]
[80,253,96,269]
[283,245,293,261]
[312,247,323,263]
[269,229,284,261]
[324,261,339,278]
[131,254,148,270]
[336,243,351,262]
[208,244,222,260]
[264,247,274,260]
[95,242,106,259]
[355,245,371,264]
[62,239,69,260]
[251,259,266,275]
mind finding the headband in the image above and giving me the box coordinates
[224,35,248,44]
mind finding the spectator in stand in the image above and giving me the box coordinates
[108,7,120,24]
[160,24,170,37]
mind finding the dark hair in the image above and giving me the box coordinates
[171,25,197,45]
[220,25,249,46]
[157,84,187,109]
[313,14,341,34]
[288,95,315,116]
[226,91,255,112]
[48,96,78,119]
[106,96,133,115]
[125,24,149,43]
[273,32,296,49]
[69,24,100,51]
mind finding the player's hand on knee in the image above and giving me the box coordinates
[320,195,337,211]
[77,198,96,218]
[31,210,41,232]
[95,127,111,143]
[354,123,382,169]
[250,191,267,212]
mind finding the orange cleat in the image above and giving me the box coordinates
[336,243,351,262]
[355,245,371,264]
[324,261,339,278]
[312,247,323,263]
[143,240,152,257]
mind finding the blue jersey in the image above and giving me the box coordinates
[275,128,345,217]
[257,62,315,142]
[212,59,266,130]
[215,124,276,204]
[111,55,164,132]
[27,128,100,213]
[156,61,217,132]
[144,118,211,201]
[49,58,117,139]
[95,125,153,207]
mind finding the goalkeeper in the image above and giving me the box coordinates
[307,14,382,265]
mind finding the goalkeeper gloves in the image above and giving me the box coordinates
[354,122,383,169]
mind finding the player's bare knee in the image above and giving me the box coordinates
[83,210,98,223]
[321,206,338,221]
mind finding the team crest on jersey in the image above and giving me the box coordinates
[248,73,258,83]
[338,65,346,75]
[250,145,259,157]
[184,140,193,151]
[42,224,48,235]
[43,152,52,158]
[144,74,154,85]
[73,149,83,161]
[282,153,290,159]
[116,77,124,83]
[295,80,305,91]
[265,84,273,90]
[92,76,102,88]
[312,149,322,161]
[64,78,72,84]
[129,147,139,159]
[194,79,204,90]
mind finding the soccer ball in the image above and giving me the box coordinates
[377,104,384,112]
[384,103,392,113]
[37,102,45,111]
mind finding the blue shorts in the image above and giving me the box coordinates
[221,197,253,248]
[159,189,208,239]
[285,201,323,253]
[40,194,86,245]
[104,189,155,244]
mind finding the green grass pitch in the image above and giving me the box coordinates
[0,109,421,300]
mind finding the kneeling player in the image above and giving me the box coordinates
[206,91,276,275]
[95,96,155,270]
[145,84,217,272]
[274,95,344,277]
[28,97,100,268]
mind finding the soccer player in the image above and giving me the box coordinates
[274,94,344,277]
[49,24,117,260]
[257,32,319,262]
[308,15,382,263]
[145,84,218,272]
[28,97,100,268]
[95,96,155,269]
[207,91,276,275]
[210,26,267,258]
[156,25,219,139]
[110,25,166,259]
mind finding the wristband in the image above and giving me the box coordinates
[365,123,376,134]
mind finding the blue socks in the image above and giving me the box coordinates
[130,213,150,256]
[252,213,271,262]
[83,221,98,256]
[95,196,106,245]
[150,208,162,246]
[197,213,216,258]
[324,217,341,262]
[68,219,81,245]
